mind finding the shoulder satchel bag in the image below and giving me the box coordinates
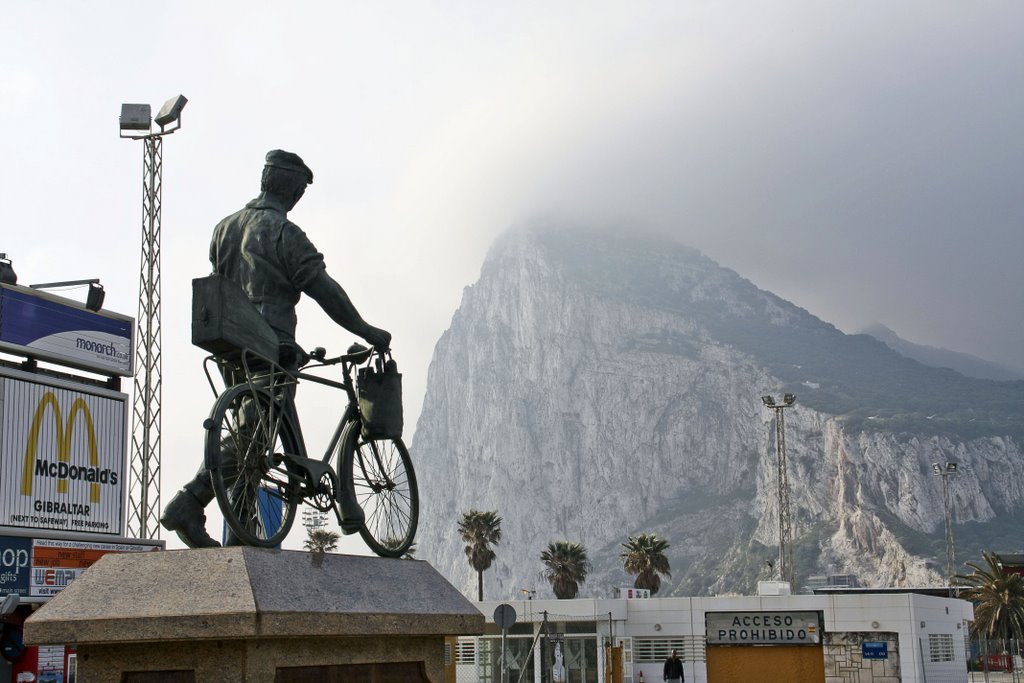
[191,274,279,363]
[358,353,404,440]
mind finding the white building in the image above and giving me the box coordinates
[459,586,973,683]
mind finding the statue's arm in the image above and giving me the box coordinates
[283,223,391,349]
[304,270,386,343]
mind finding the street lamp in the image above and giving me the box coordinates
[762,393,797,587]
[119,94,187,540]
[932,461,958,591]
[0,253,16,285]
[29,279,106,311]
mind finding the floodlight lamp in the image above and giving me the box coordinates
[28,278,103,310]
[119,103,152,132]
[946,462,958,473]
[154,94,187,129]
[86,282,105,311]
[783,393,796,406]
[761,396,775,407]
[932,463,942,475]
[0,254,15,286]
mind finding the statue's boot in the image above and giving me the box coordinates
[337,490,365,535]
[161,488,221,548]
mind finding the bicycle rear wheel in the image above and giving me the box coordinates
[339,422,418,557]
[204,384,301,547]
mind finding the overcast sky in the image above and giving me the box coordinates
[3,2,1022,550]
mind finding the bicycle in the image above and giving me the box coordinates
[199,343,418,557]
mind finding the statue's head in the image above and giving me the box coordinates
[262,150,314,210]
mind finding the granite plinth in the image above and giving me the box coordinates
[24,548,484,682]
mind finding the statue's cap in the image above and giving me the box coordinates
[265,150,313,184]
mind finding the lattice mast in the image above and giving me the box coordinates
[127,136,163,539]
[119,95,186,539]
[942,475,955,580]
[774,405,794,586]
[762,393,796,587]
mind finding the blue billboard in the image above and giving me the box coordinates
[0,536,32,597]
[0,285,133,376]
[222,488,285,549]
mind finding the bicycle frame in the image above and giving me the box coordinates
[201,343,418,555]
[202,346,367,466]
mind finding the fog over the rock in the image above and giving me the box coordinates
[2,1,1021,551]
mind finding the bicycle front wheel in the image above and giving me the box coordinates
[204,384,301,547]
[339,422,419,557]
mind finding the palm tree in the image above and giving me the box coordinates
[541,541,591,599]
[621,533,671,595]
[304,527,339,554]
[954,552,1024,644]
[458,509,502,600]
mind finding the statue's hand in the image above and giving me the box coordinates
[364,326,392,352]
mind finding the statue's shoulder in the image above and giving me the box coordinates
[244,195,288,216]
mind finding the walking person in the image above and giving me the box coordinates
[663,648,684,683]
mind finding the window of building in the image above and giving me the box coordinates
[456,638,477,665]
[565,620,597,634]
[928,633,954,663]
[634,638,687,663]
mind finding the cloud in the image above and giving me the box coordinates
[2,2,1021,555]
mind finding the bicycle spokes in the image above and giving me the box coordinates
[208,385,300,547]
[354,439,415,550]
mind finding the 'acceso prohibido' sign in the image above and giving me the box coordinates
[705,611,822,646]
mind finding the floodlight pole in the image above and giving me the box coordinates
[130,133,163,540]
[932,462,958,593]
[762,394,796,587]
[120,96,185,540]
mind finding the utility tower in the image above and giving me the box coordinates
[932,461,959,593]
[119,95,187,539]
[762,393,796,586]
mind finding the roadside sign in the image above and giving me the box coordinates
[494,603,517,629]
[863,641,888,660]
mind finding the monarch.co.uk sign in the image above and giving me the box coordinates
[0,284,133,377]
[0,371,126,535]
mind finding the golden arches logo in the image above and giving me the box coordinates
[20,391,101,503]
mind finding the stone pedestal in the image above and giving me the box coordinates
[24,548,484,682]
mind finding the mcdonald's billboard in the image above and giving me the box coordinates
[0,371,126,535]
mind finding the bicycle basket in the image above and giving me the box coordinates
[357,353,404,440]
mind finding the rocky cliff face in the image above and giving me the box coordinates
[413,224,1024,599]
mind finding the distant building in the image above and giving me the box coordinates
[804,574,861,592]
[464,585,973,683]
[996,552,1024,578]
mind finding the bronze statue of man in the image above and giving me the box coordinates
[161,150,391,548]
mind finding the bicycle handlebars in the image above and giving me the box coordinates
[302,342,379,369]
